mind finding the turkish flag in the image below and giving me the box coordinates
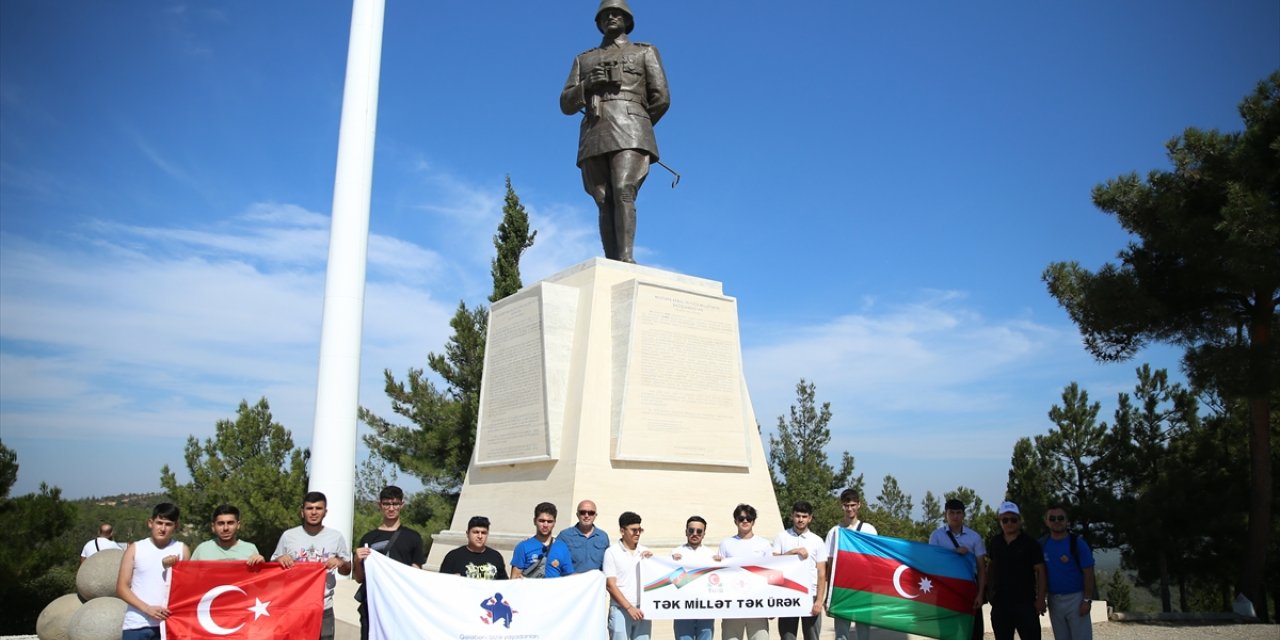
[167,561,325,639]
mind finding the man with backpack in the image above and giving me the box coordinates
[1041,504,1096,640]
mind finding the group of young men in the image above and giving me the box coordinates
[109,488,1095,640]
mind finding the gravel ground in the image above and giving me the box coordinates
[1086,621,1278,639]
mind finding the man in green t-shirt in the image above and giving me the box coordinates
[191,504,265,564]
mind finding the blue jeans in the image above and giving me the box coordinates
[673,617,714,640]
[122,628,161,640]
[608,603,652,640]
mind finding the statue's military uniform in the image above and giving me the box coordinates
[560,35,670,166]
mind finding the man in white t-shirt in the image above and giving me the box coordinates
[774,500,829,640]
[604,511,654,640]
[81,523,122,563]
[671,515,720,640]
[825,489,878,640]
[718,503,772,640]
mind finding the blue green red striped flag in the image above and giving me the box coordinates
[829,530,978,640]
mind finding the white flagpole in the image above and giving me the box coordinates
[308,0,385,550]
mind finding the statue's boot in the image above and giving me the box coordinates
[598,204,620,260]
[615,195,637,263]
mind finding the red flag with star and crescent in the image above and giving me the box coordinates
[167,561,325,639]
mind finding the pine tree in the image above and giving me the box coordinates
[361,178,536,504]
[1036,382,1109,540]
[159,398,309,548]
[1005,437,1051,538]
[490,175,537,303]
[768,379,860,533]
[1043,73,1279,617]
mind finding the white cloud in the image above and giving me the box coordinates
[744,291,1060,421]
[0,203,455,449]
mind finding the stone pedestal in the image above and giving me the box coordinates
[425,258,781,569]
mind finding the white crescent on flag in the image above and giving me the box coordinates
[892,565,920,599]
[196,584,246,635]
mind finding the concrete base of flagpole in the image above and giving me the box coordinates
[333,579,360,640]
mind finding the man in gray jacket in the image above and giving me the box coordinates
[561,0,670,264]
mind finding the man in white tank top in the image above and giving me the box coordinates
[116,502,189,640]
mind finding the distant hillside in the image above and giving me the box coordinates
[64,491,173,544]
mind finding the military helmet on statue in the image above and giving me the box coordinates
[595,0,635,34]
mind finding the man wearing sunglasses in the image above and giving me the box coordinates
[670,516,719,640]
[985,501,1046,640]
[1041,505,1096,640]
[718,504,773,640]
[562,499,611,572]
[604,511,654,640]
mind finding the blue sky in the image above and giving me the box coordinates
[2,1,1276,512]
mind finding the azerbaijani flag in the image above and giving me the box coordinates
[829,530,978,640]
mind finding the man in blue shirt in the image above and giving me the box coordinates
[1041,505,1096,640]
[511,502,576,578]
[561,499,610,572]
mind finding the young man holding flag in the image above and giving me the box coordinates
[827,494,981,640]
[718,503,773,640]
[604,511,654,640]
[774,500,828,640]
[825,489,876,640]
[928,498,987,640]
[191,504,265,564]
[272,491,352,640]
[116,503,188,640]
[670,515,718,640]
[353,486,425,640]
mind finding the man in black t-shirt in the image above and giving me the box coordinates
[440,516,508,580]
[353,486,425,640]
[985,501,1046,640]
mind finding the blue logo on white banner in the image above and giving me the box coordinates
[363,552,607,639]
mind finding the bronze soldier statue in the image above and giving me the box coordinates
[560,0,670,263]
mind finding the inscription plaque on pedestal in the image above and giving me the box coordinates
[474,283,578,465]
[612,282,749,467]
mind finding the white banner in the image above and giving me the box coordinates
[637,555,814,620]
[364,552,607,640]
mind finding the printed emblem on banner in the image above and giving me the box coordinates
[479,592,517,628]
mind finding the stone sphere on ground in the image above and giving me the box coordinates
[36,592,83,640]
[75,549,123,600]
[66,596,125,640]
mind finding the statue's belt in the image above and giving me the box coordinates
[597,92,647,105]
